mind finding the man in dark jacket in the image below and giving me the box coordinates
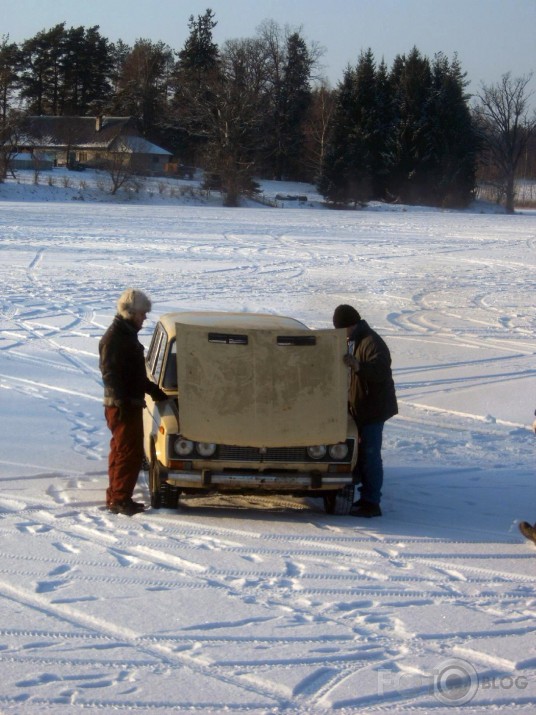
[518,410,536,545]
[333,304,398,517]
[99,288,167,516]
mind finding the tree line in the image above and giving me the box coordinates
[1,9,534,209]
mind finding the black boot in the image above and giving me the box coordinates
[349,500,382,518]
[519,521,536,545]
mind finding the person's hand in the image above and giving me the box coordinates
[532,418,536,435]
[343,354,360,372]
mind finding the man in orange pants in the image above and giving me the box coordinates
[99,288,167,515]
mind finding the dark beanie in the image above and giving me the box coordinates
[333,304,361,328]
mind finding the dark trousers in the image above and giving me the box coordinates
[104,405,144,505]
[355,421,385,505]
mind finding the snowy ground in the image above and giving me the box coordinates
[0,171,535,713]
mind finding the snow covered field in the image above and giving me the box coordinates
[0,173,535,713]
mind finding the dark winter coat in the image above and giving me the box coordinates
[348,319,398,427]
[99,315,166,407]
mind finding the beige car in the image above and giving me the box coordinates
[143,311,358,513]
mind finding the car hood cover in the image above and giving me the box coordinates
[175,322,348,447]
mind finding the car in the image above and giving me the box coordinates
[143,311,358,513]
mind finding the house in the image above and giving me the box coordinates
[18,116,173,175]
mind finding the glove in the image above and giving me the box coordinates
[154,388,168,402]
[343,354,360,373]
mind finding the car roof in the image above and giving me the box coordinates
[157,311,309,335]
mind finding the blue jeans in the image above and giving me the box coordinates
[355,421,384,505]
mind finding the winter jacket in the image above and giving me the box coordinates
[347,319,398,427]
[99,315,166,407]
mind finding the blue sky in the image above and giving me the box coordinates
[1,0,535,103]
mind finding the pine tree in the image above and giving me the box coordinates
[19,23,66,114]
[111,39,174,137]
[171,8,221,163]
[0,35,21,125]
[273,32,312,180]
[422,53,477,207]
[19,24,113,116]
[388,47,433,203]
[318,50,387,205]
[317,65,360,205]
[59,26,112,115]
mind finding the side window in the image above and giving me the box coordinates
[146,324,162,369]
[152,329,168,383]
[162,340,177,389]
[147,325,167,382]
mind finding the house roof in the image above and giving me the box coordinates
[20,116,172,157]
[21,116,135,150]
[115,135,172,156]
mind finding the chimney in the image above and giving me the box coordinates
[95,115,103,132]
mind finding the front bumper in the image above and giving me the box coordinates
[165,469,354,492]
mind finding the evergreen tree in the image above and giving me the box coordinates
[373,58,396,198]
[257,22,318,180]
[19,24,112,116]
[317,64,361,205]
[177,8,219,74]
[422,53,477,207]
[171,8,221,162]
[0,35,21,125]
[388,47,433,203]
[59,26,112,115]
[274,32,312,180]
[318,50,387,205]
[111,39,174,138]
[19,23,66,114]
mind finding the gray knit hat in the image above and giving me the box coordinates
[332,304,361,328]
[117,288,152,318]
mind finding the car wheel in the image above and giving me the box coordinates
[149,443,179,509]
[323,492,337,514]
[149,450,162,509]
[324,485,355,515]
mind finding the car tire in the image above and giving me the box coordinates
[323,491,337,514]
[149,443,164,508]
[149,443,180,509]
[323,485,355,515]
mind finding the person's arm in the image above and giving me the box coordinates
[355,338,392,383]
[100,334,127,402]
[144,377,167,402]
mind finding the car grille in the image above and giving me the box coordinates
[218,446,307,462]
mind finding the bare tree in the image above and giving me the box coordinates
[180,37,267,206]
[474,72,536,213]
[0,110,24,181]
[102,142,136,194]
[302,81,335,181]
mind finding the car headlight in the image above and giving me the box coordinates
[196,442,217,457]
[174,438,194,456]
[329,443,349,460]
[307,445,327,460]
